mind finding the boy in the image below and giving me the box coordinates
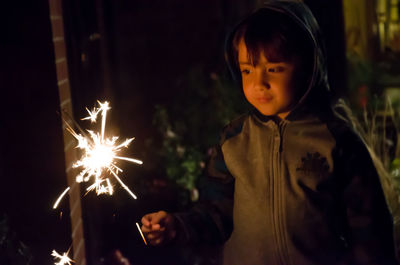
[141,1,398,264]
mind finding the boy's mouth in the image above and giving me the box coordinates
[257,96,273,103]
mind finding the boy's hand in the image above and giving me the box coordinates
[140,211,177,246]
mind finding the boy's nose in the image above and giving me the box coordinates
[255,72,270,90]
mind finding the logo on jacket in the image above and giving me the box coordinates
[296,152,329,178]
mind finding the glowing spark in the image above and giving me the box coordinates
[70,101,142,198]
[81,107,100,123]
[52,250,74,265]
[106,178,113,195]
[98,101,110,142]
[53,187,70,209]
[136,222,147,245]
[115,156,143,165]
[110,169,137,199]
[54,101,142,207]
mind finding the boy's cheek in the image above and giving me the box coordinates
[242,83,256,96]
[242,89,253,103]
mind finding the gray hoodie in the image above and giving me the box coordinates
[174,1,398,264]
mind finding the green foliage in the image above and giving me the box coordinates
[346,52,373,95]
[150,66,249,193]
[346,50,400,112]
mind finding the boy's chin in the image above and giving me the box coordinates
[255,108,278,117]
[256,108,290,119]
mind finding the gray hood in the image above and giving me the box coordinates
[225,0,331,117]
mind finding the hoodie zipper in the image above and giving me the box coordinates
[270,122,281,265]
[272,120,290,265]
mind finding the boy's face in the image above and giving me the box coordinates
[238,39,300,119]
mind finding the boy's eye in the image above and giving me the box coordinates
[267,66,284,73]
[241,69,252,75]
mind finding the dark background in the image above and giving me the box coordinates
[0,0,346,264]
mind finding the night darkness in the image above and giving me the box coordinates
[3,0,397,265]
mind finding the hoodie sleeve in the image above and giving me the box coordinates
[173,127,235,245]
[338,131,397,265]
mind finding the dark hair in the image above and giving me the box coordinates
[231,9,314,89]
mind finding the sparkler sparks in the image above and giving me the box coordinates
[53,187,70,209]
[51,101,147,264]
[52,250,74,265]
[69,101,142,198]
[53,101,142,209]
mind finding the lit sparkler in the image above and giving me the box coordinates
[52,250,74,265]
[69,100,142,198]
[136,222,147,245]
[53,100,142,209]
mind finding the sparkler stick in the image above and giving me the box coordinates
[53,187,70,209]
[136,222,147,245]
[52,249,74,265]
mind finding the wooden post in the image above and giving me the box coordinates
[48,1,87,264]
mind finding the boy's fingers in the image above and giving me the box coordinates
[141,223,166,233]
[150,211,168,225]
[141,211,167,226]
[141,225,152,233]
[141,214,152,226]
[141,224,165,234]
[146,231,163,240]
[139,211,176,246]
[140,211,170,240]
[151,223,161,230]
